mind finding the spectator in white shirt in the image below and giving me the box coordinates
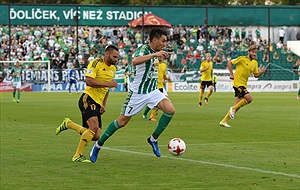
[54,42,61,51]
[276,40,283,49]
[48,38,55,48]
[40,49,47,60]
[59,49,65,58]
[88,54,94,62]
[196,43,204,52]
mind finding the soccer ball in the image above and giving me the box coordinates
[168,138,186,156]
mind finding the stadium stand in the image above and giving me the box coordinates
[0,25,299,80]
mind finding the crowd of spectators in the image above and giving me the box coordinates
[0,24,299,73]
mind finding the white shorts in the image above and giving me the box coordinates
[121,89,168,116]
[12,81,21,89]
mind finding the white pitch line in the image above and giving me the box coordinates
[103,147,300,179]
[107,140,300,148]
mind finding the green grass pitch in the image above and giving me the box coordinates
[0,91,299,190]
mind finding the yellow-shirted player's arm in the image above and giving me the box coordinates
[227,59,234,79]
[86,77,118,88]
[200,62,209,73]
[102,91,109,107]
[85,63,118,88]
[163,71,171,82]
[100,91,109,115]
[200,61,206,73]
[253,64,266,78]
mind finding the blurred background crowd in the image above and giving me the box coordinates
[0,24,299,79]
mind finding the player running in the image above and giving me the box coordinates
[198,53,214,108]
[55,45,119,162]
[10,61,22,103]
[90,28,175,162]
[219,45,266,128]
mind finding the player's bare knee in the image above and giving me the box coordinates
[165,107,175,115]
[245,96,253,103]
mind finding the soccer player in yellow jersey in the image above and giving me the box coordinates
[198,53,214,108]
[149,58,170,121]
[219,45,266,128]
[55,45,119,162]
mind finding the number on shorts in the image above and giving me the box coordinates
[127,106,133,114]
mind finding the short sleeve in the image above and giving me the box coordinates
[85,60,97,79]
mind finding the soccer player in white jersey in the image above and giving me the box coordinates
[90,28,175,162]
[10,61,22,103]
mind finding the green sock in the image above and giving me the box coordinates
[13,91,16,98]
[298,89,300,96]
[152,113,174,139]
[143,106,151,116]
[98,120,120,146]
[17,92,20,100]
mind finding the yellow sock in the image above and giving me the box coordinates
[150,110,158,119]
[221,111,231,123]
[67,121,87,135]
[232,98,248,112]
[74,129,95,158]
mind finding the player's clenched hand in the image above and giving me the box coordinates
[108,80,118,88]
[155,51,168,59]
[260,66,266,73]
[229,74,234,80]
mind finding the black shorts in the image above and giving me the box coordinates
[233,86,249,98]
[78,93,102,129]
[200,81,213,89]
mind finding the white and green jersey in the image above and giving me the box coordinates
[10,67,22,83]
[130,44,158,94]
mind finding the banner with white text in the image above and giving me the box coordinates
[168,81,299,92]
[0,5,299,26]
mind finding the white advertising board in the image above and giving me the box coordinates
[168,81,299,92]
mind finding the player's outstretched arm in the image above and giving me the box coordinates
[254,66,266,78]
[86,77,118,88]
[132,51,168,66]
[227,59,234,80]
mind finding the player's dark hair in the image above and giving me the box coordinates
[149,28,167,42]
[105,44,119,52]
